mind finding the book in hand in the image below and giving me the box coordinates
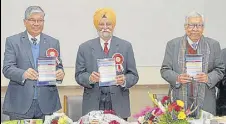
[185,54,203,77]
[37,57,57,86]
[97,58,117,87]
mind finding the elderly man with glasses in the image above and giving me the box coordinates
[160,11,225,118]
[2,6,64,120]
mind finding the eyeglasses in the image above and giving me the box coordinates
[187,24,204,29]
[99,22,112,27]
[27,19,44,24]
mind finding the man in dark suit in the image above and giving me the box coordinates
[2,6,65,120]
[75,8,139,120]
[216,48,226,116]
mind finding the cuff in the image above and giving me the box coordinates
[121,80,126,87]
[175,81,181,88]
[21,72,26,84]
[89,75,95,84]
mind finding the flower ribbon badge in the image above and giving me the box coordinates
[112,53,124,72]
[46,48,60,64]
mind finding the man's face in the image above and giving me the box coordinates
[184,17,204,42]
[24,13,44,37]
[97,18,113,40]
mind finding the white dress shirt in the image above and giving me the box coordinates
[100,38,111,50]
[187,36,199,50]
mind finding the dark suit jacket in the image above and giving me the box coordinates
[2,31,63,115]
[75,36,139,118]
[216,48,226,115]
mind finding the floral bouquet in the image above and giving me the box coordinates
[133,92,198,124]
[43,113,73,124]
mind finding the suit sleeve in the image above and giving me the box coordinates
[206,42,225,89]
[75,45,92,88]
[160,41,180,88]
[2,38,26,85]
[56,40,63,70]
[56,40,64,83]
[124,43,139,88]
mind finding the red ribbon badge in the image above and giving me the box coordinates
[112,53,124,72]
[46,48,60,64]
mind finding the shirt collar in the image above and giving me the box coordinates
[27,32,40,44]
[187,36,199,49]
[100,38,111,50]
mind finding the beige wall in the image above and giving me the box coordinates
[1,66,169,121]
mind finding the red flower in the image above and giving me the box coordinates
[161,96,170,104]
[109,120,120,124]
[168,102,177,112]
[149,115,155,121]
[168,102,182,112]
[174,105,182,112]
[51,120,58,124]
[104,110,116,115]
[79,119,83,124]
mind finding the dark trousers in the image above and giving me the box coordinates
[216,98,226,116]
[99,88,128,121]
[6,99,46,120]
[99,93,112,110]
[123,118,128,121]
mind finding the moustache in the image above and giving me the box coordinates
[100,29,111,33]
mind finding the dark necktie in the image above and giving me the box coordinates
[31,37,37,45]
[104,42,109,54]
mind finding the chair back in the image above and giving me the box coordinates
[1,97,10,122]
[63,95,83,121]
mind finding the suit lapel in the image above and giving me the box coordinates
[90,36,120,71]
[21,31,35,68]
[91,38,103,71]
[39,33,49,57]
[196,36,205,54]
[175,35,188,74]
[108,36,120,58]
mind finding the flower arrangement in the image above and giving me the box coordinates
[133,92,198,124]
[43,113,73,124]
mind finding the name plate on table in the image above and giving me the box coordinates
[97,58,117,87]
[37,57,56,86]
[185,54,203,77]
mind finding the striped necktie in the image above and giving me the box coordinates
[191,43,197,50]
[31,37,37,45]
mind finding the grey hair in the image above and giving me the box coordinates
[184,11,205,25]
[24,6,45,19]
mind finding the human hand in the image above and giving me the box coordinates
[177,73,192,84]
[56,69,65,80]
[116,74,126,85]
[89,71,100,83]
[24,68,38,80]
[194,72,208,83]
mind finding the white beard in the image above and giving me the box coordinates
[98,30,112,40]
